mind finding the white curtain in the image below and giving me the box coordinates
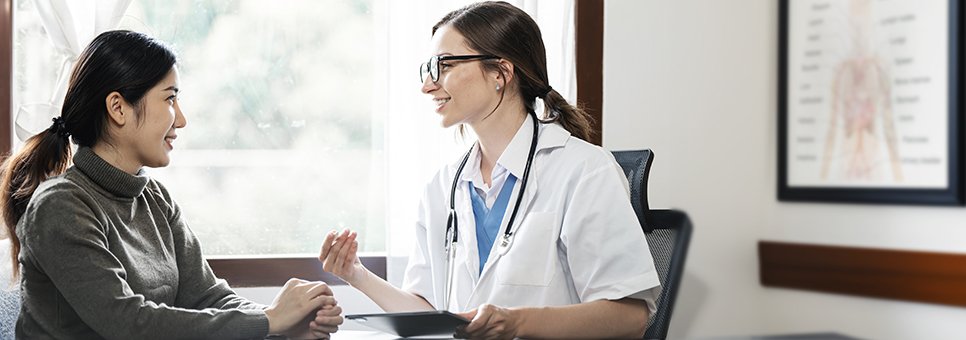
[14,0,131,142]
[378,0,577,286]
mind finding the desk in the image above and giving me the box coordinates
[331,330,453,339]
[699,333,859,340]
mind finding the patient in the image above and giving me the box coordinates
[0,30,342,339]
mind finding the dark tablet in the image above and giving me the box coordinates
[346,310,470,337]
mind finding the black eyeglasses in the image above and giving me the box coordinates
[419,54,499,83]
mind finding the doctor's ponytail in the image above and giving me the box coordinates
[540,88,594,142]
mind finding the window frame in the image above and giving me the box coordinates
[0,0,604,287]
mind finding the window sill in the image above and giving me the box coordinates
[208,255,386,287]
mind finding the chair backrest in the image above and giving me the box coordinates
[612,150,655,231]
[611,150,692,340]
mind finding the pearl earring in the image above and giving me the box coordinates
[496,85,501,91]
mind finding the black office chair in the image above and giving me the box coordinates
[612,150,692,340]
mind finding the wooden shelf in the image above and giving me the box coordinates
[759,241,966,307]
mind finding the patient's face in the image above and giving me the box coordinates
[125,67,186,169]
[421,25,501,128]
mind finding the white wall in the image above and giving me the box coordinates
[603,1,966,339]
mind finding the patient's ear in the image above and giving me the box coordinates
[104,91,131,127]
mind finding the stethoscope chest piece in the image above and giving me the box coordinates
[498,234,514,255]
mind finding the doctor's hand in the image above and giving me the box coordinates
[455,304,522,340]
[319,229,367,285]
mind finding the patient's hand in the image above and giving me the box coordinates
[319,229,367,285]
[265,279,336,337]
[309,304,343,338]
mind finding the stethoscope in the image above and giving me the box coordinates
[442,111,539,310]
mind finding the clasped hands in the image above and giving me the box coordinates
[266,278,344,339]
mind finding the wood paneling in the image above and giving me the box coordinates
[575,0,604,146]
[208,256,386,288]
[759,241,966,307]
[1,0,12,154]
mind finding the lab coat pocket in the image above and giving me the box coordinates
[496,212,557,286]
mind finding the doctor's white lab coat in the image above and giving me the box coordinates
[401,114,661,314]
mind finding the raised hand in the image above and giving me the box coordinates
[318,229,367,285]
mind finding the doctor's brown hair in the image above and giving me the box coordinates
[433,1,595,142]
[0,30,176,279]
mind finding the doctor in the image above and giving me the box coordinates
[319,2,660,339]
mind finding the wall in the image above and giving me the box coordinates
[603,1,966,339]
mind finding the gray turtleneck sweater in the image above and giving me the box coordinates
[16,147,270,339]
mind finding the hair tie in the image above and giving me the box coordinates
[542,86,553,98]
[51,116,70,139]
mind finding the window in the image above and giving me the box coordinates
[7,0,594,285]
[14,0,387,256]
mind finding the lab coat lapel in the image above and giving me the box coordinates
[479,156,540,274]
[454,147,481,287]
[466,117,572,309]
[477,120,571,275]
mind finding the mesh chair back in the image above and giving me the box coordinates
[641,210,691,340]
[612,150,654,231]
[611,150,692,340]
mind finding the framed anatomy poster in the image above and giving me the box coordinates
[778,0,964,205]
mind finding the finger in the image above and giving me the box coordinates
[314,315,344,328]
[323,233,349,272]
[319,230,338,262]
[333,232,356,271]
[310,321,340,334]
[310,294,338,308]
[313,324,340,334]
[482,327,503,340]
[464,305,492,334]
[313,314,344,329]
[456,309,477,321]
[317,305,343,317]
[306,282,333,298]
[315,312,344,326]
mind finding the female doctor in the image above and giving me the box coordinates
[319,2,660,339]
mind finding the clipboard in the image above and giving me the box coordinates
[345,310,470,338]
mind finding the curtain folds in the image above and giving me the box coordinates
[15,0,132,142]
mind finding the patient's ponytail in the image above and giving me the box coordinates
[0,122,72,279]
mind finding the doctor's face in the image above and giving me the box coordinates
[420,25,502,128]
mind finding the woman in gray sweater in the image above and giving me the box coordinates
[0,30,341,339]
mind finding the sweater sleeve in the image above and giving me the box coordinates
[21,186,270,340]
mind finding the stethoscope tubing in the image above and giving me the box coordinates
[442,111,540,310]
